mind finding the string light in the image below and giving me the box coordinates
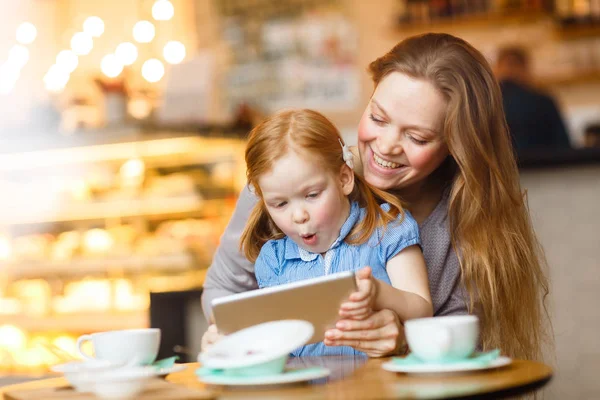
[115,42,138,66]
[142,58,164,83]
[152,1,175,21]
[71,32,93,55]
[56,50,79,73]
[0,63,20,95]
[133,21,155,43]
[101,54,124,78]
[83,16,105,38]
[7,45,30,69]
[16,22,37,45]
[163,41,186,64]
[43,65,70,93]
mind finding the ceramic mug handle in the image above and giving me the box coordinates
[76,334,96,361]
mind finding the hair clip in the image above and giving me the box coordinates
[338,138,354,170]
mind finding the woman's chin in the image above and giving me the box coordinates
[365,170,405,191]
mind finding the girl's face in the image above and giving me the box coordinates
[357,72,449,193]
[258,149,354,254]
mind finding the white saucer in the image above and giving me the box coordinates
[382,356,512,374]
[197,366,330,386]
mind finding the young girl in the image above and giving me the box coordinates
[240,109,432,356]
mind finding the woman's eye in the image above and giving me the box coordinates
[369,114,386,126]
[407,133,427,145]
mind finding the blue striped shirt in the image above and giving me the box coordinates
[254,201,421,356]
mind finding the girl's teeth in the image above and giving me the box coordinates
[373,153,401,169]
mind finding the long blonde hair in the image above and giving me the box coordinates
[368,33,550,360]
[240,109,406,262]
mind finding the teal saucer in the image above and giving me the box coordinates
[382,349,511,374]
[393,349,501,367]
[196,366,330,386]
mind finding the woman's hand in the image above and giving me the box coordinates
[201,324,224,352]
[339,267,378,320]
[324,309,406,358]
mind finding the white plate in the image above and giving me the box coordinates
[382,356,512,374]
[197,366,330,386]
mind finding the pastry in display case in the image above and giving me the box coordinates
[0,132,246,374]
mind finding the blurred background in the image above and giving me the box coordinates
[0,0,598,398]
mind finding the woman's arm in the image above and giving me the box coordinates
[375,245,433,321]
[201,185,259,321]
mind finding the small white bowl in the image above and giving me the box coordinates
[77,366,160,399]
[199,320,313,376]
[51,360,114,392]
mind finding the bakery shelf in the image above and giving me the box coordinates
[0,252,195,279]
[0,135,245,172]
[0,311,148,333]
[395,10,549,33]
[0,195,215,225]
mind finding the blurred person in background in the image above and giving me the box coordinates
[495,45,572,152]
[584,124,600,148]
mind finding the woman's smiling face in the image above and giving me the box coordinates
[357,72,449,192]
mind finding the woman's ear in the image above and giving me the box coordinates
[339,164,355,196]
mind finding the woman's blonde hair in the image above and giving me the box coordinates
[368,33,550,360]
[241,109,405,262]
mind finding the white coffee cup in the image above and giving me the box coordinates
[405,315,479,362]
[76,328,161,366]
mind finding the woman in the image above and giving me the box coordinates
[202,33,550,360]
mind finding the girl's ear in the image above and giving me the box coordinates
[339,164,355,196]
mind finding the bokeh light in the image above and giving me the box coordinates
[142,58,164,83]
[163,41,186,64]
[83,16,105,38]
[101,54,124,78]
[8,45,30,69]
[56,50,79,73]
[152,1,175,21]
[16,22,37,45]
[71,32,93,55]
[133,21,155,43]
[115,42,138,66]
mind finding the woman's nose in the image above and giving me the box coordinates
[377,131,403,155]
[292,207,309,224]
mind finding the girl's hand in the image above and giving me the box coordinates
[324,309,406,358]
[339,266,378,320]
[201,324,224,352]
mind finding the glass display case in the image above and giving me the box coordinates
[0,130,246,374]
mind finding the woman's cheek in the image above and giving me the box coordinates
[357,115,373,143]
[408,147,439,170]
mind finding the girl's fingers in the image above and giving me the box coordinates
[340,299,370,310]
[339,307,370,318]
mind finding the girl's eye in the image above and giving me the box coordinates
[369,114,386,126]
[307,192,320,199]
[274,201,287,208]
[407,133,427,145]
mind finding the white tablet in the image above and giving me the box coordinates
[211,271,357,344]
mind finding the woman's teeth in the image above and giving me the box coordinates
[373,153,401,169]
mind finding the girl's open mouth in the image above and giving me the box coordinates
[301,234,317,245]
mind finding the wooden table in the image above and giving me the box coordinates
[0,357,552,400]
